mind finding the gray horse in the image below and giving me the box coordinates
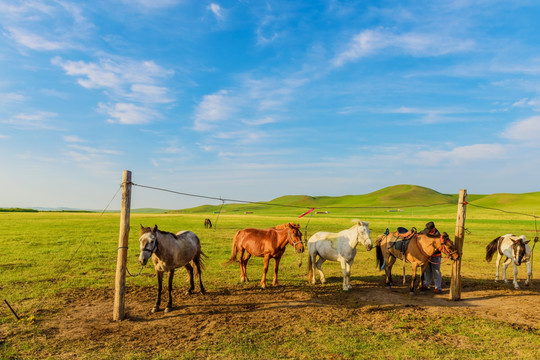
[139,224,206,313]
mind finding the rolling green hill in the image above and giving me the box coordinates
[151,184,540,216]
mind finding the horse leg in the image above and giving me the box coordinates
[309,252,317,285]
[385,255,396,289]
[409,263,417,295]
[194,256,206,294]
[495,254,502,281]
[525,260,532,286]
[184,263,195,295]
[502,257,511,284]
[315,257,326,284]
[261,255,270,289]
[512,261,520,289]
[338,258,351,291]
[242,253,251,282]
[272,257,281,287]
[239,249,247,282]
[165,269,175,312]
[153,270,163,313]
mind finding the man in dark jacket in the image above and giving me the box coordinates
[420,221,442,293]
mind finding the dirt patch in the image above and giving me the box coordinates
[6,278,540,358]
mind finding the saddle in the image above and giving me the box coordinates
[386,227,417,254]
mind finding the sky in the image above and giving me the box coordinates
[1,0,540,210]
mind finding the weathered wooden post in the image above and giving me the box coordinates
[450,189,467,301]
[113,170,132,321]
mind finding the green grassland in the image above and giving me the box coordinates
[1,185,539,359]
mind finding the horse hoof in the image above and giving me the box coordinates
[200,288,207,295]
[165,307,172,313]
[185,290,193,295]
[151,307,159,313]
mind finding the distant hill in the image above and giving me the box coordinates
[169,184,540,216]
[172,185,462,215]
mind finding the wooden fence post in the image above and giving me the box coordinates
[450,189,467,301]
[113,170,132,321]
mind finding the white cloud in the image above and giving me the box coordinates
[63,135,86,143]
[5,27,67,50]
[416,143,506,164]
[502,116,540,142]
[98,102,158,125]
[242,116,276,126]
[3,111,60,130]
[207,3,223,19]
[333,28,475,67]
[52,57,174,97]
[193,90,234,131]
[122,0,182,9]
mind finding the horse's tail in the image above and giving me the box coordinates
[307,248,314,283]
[375,241,384,271]
[485,237,500,262]
[224,231,240,266]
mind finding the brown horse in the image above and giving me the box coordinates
[204,218,212,229]
[225,223,304,288]
[375,230,459,294]
[139,225,206,313]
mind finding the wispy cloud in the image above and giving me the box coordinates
[193,90,235,131]
[333,28,475,67]
[502,116,540,142]
[53,56,174,124]
[3,111,60,130]
[4,27,68,51]
[416,143,506,164]
[98,102,159,125]
[207,3,224,20]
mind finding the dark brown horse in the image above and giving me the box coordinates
[225,223,304,288]
[375,231,459,294]
[204,218,212,229]
[139,225,206,313]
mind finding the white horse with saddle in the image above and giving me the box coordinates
[307,220,372,291]
[485,234,531,289]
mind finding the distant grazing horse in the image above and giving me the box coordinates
[376,231,459,294]
[225,223,304,288]
[204,218,212,229]
[307,220,372,291]
[139,224,206,313]
[486,234,531,289]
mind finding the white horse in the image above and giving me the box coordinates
[485,234,531,289]
[307,220,372,291]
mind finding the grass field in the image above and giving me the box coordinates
[1,196,539,359]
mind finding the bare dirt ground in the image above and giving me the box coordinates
[12,277,537,359]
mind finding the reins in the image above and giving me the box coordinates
[415,235,455,265]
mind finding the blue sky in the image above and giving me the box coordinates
[1,0,539,210]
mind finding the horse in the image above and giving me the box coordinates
[204,218,212,229]
[375,230,459,295]
[485,234,531,289]
[307,220,372,291]
[138,224,207,313]
[225,223,304,289]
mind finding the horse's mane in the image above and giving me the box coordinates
[139,225,177,239]
[274,223,300,230]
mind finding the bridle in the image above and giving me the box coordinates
[287,229,304,251]
[417,235,458,264]
[141,234,159,255]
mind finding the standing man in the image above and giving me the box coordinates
[420,221,442,293]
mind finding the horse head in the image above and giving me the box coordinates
[286,223,304,254]
[138,224,159,266]
[512,236,530,266]
[356,221,372,251]
[440,232,459,260]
